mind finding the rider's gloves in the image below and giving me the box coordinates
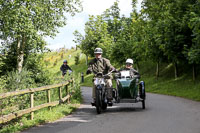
[86,69,91,75]
[68,70,72,75]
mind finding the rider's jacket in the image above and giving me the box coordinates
[60,64,72,75]
[87,57,115,78]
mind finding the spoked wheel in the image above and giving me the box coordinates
[96,89,102,114]
[141,87,146,109]
[139,81,146,109]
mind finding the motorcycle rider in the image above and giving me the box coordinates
[60,60,73,77]
[86,48,116,106]
[119,58,140,78]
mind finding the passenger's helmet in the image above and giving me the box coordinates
[63,60,67,63]
[94,48,103,54]
[126,58,133,64]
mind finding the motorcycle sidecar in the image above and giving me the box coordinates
[114,70,146,109]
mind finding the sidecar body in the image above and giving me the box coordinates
[117,77,138,99]
[114,70,146,109]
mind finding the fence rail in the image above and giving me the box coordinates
[0,78,74,124]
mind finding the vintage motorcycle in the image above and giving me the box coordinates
[93,71,113,114]
[93,70,146,114]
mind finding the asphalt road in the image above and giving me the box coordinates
[22,87,200,133]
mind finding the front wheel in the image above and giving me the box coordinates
[96,89,102,114]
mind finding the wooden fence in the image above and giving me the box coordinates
[0,78,74,124]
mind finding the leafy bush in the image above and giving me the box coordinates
[0,53,54,115]
[71,74,82,103]
[24,53,53,86]
[53,59,58,66]
[0,76,6,93]
[0,55,5,73]
[0,68,35,115]
[61,52,64,59]
[6,68,36,91]
[44,59,50,67]
[74,53,80,65]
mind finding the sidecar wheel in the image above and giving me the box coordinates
[139,81,146,100]
[96,89,102,114]
[142,100,145,109]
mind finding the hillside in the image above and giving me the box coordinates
[45,49,200,101]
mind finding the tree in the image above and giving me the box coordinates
[142,0,193,79]
[184,1,200,80]
[73,30,89,64]
[102,0,121,43]
[76,15,113,58]
[110,14,141,67]
[140,7,167,78]
[0,0,82,72]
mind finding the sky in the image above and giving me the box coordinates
[45,0,142,50]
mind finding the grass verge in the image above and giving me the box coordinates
[0,85,82,133]
[0,103,80,133]
[142,74,200,101]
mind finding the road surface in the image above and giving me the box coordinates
[22,86,200,133]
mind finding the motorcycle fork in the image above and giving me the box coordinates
[101,86,107,103]
[97,85,105,102]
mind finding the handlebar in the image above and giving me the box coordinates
[94,69,116,78]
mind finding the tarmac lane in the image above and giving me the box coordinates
[22,86,200,133]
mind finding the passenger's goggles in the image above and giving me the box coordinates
[126,63,132,66]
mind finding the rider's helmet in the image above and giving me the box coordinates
[94,48,103,54]
[126,58,133,64]
[63,60,67,63]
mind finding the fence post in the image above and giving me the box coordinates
[47,89,51,111]
[81,72,84,83]
[30,93,34,120]
[70,79,74,102]
[68,80,73,103]
[71,78,74,90]
[65,84,69,103]
[59,87,62,103]
[72,78,74,88]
